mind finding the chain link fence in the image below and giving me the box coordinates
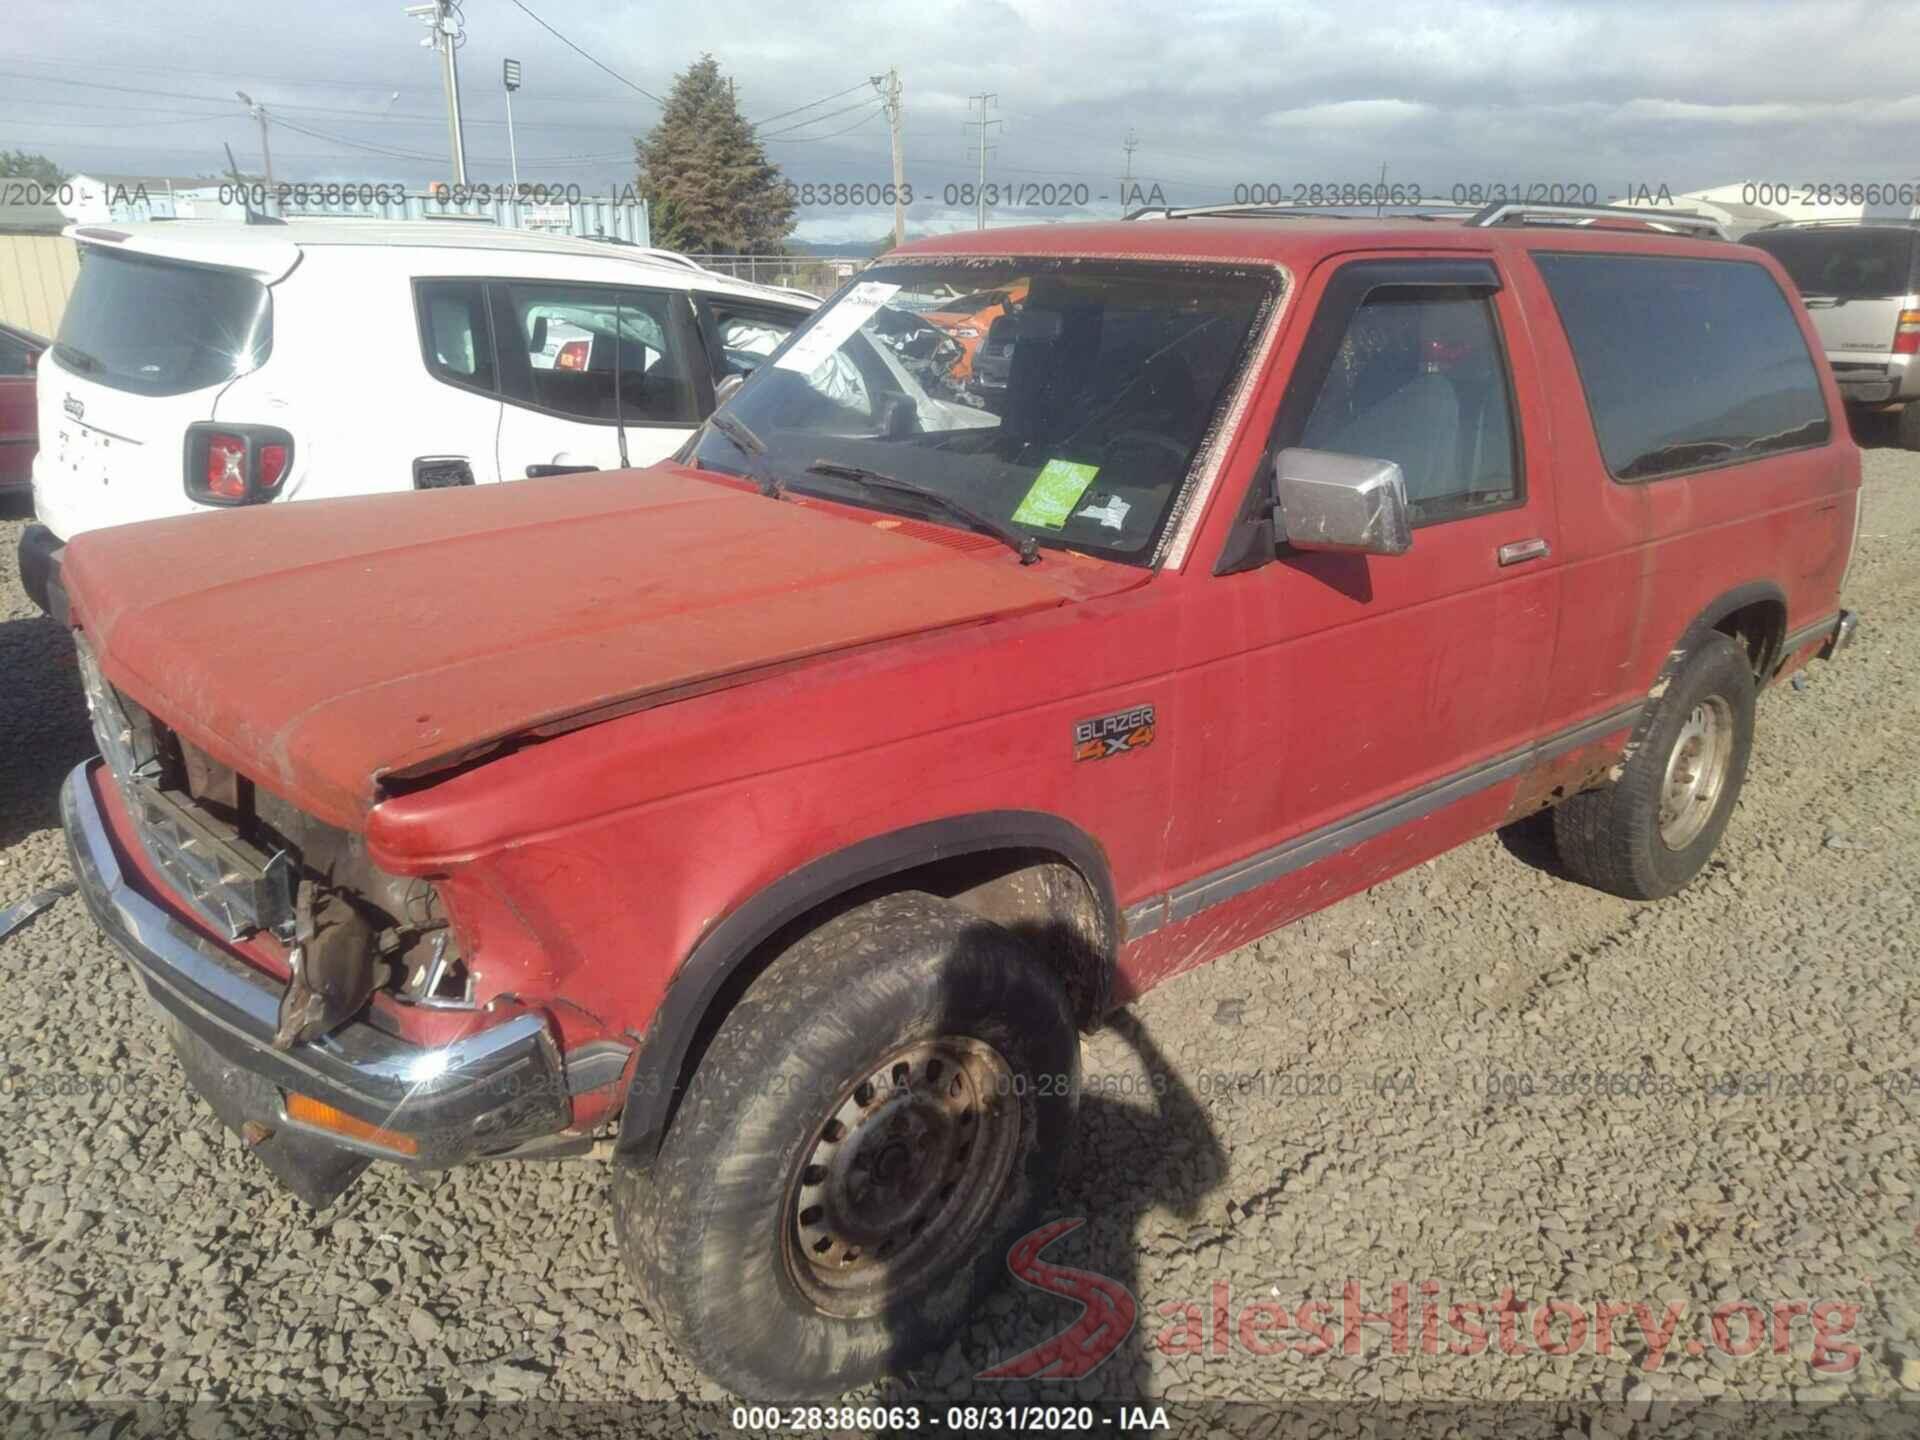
[697,254,868,296]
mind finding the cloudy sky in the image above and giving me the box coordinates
[6,0,1917,245]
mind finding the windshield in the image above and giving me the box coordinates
[54,248,271,396]
[688,260,1276,565]
[1743,228,1919,300]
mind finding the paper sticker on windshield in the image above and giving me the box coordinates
[1076,493,1131,531]
[1011,460,1099,529]
[774,281,901,375]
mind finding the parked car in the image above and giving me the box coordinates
[15,221,815,611]
[1742,220,1920,448]
[0,320,46,492]
[55,206,1859,1400]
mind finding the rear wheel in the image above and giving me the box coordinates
[1899,400,1920,452]
[1553,632,1755,900]
[611,891,1079,1399]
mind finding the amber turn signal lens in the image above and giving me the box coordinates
[284,1092,420,1157]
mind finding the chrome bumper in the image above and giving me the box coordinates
[62,761,570,1204]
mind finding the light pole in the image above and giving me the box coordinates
[235,90,274,193]
[406,0,469,187]
[503,58,522,197]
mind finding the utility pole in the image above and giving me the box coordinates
[236,91,274,192]
[1121,127,1138,212]
[871,69,905,249]
[503,58,523,196]
[406,0,469,186]
[964,93,999,232]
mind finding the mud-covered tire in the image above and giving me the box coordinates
[1553,632,1755,900]
[1899,401,1920,452]
[611,891,1080,1399]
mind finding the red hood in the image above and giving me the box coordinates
[64,466,1076,828]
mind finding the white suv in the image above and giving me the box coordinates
[19,220,816,608]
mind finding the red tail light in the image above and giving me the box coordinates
[184,423,295,506]
[257,443,289,491]
[204,434,249,501]
[1894,309,1920,357]
[556,339,591,371]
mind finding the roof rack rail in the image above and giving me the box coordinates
[1466,201,1727,240]
[1753,216,1920,231]
[1124,202,1359,222]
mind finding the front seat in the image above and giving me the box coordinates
[1308,372,1463,504]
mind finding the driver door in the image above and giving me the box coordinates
[1165,254,1562,921]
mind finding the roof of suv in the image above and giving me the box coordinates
[65,220,817,307]
[889,213,1749,270]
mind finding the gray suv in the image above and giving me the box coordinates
[1743,221,1920,449]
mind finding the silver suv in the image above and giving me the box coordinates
[1743,220,1920,449]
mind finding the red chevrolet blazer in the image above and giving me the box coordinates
[55,203,1860,1398]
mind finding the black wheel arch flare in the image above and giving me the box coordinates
[611,809,1118,1165]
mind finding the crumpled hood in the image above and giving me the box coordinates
[64,467,1067,827]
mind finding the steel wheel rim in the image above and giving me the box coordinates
[781,1035,1019,1319]
[1658,695,1734,850]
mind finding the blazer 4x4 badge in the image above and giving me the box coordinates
[1075,704,1156,761]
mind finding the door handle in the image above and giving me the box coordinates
[526,464,599,478]
[1497,538,1550,566]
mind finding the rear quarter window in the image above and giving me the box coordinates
[54,248,270,397]
[1533,253,1829,483]
[1742,227,1920,300]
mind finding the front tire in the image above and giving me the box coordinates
[612,892,1080,1399]
[1553,632,1755,900]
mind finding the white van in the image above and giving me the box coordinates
[19,221,816,607]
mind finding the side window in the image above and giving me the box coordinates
[494,282,698,425]
[1296,287,1520,525]
[0,331,37,377]
[700,298,803,380]
[1534,254,1829,482]
[415,281,496,393]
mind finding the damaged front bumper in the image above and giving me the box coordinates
[61,761,571,1207]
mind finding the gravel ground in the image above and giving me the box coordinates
[2,425,1917,1421]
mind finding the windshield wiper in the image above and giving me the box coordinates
[806,460,1039,565]
[53,344,101,375]
[706,411,783,498]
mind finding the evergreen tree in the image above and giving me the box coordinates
[0,150,67,186]
[635,57,796,255]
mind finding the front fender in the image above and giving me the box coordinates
[611,809,1116,1165]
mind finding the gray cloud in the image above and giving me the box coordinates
[4,0,1914,248]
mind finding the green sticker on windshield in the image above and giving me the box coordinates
[1011,460,1099,529]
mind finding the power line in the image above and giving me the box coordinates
[502,0,664,105]
[757,97,882,140]
[1,111,235,130]
[761,107,885,144]
[269,115,449,163]
[751,81,873,130]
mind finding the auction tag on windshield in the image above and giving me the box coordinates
[774,281,902,375]
[1011,460,1100,529]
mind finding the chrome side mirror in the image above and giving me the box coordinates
[714,372,747,405]
[1272,447,1413,556]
